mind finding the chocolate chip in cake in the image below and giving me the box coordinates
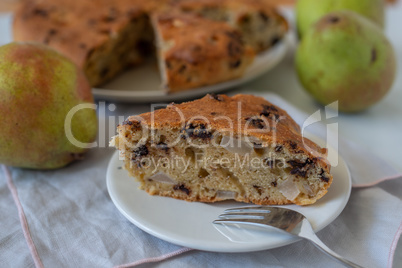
[262,104,278,112]
[178,64,187,73]
[259,12,270,23]
[306,158,314,165]
[271,181,277,187]
[209,93,223,101]
[290,167,307,177]
[321,174,330,182]
[245,117,265,129]
[183,122,213,139]
[173,184,191,195]
[132,145,149,159]
[253,185,263,195]
[230,59,242,68]
[33,8,48,17]
[260,105,281,122]
[49,29,57,36]
[287,160,306,168]
[228,42,243,57]
[260,104,278,117]
[43,29,57,44]
[225,30,241,41]
[287,159,314,175]
[288,159,315,178]
[140,159,148,167]
[319,168,330,182]
[262,113,280,122]
[239,14,251,24]
[288,141,298,150]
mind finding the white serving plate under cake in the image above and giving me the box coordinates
[107,133,351,252]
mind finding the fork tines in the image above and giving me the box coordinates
[213,206,273,225]
[213,206,305,231]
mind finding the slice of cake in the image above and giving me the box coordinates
[173,0,289,52]
[152,13,255,92]
[111,94,333,205]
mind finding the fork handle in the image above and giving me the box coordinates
[301,232,364,268]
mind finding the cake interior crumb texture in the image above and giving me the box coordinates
[112,94,333,206]
[152,13,255,92]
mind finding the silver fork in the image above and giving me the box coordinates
[213,206,363,268]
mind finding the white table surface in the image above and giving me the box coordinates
[0,3,401,266]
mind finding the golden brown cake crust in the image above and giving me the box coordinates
[122,94,330,173]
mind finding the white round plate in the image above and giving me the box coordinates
[106,134,351,252]
[93,35,290,103]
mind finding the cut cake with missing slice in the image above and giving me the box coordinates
[13,0,287,91]
[111,94,333,205]
[13,0,160,87]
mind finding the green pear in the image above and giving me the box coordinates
[296,0,385,38]
[295,11,396,113]
[0,42,98,169]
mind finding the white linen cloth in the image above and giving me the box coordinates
[0,92,401,268]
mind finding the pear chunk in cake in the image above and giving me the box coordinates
[111,94,333,205]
